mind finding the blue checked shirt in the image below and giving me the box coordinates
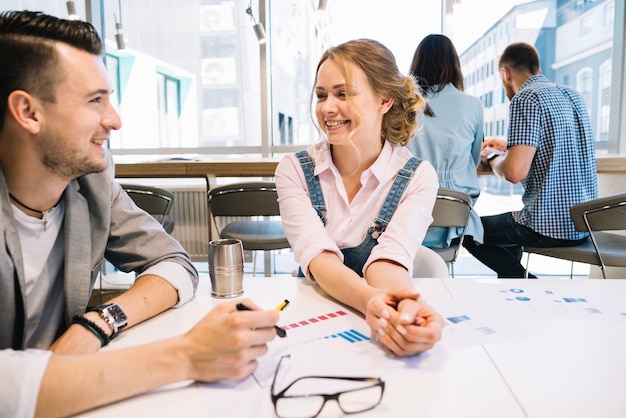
[508,74,598,240]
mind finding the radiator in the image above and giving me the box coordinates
[168,186,210,262]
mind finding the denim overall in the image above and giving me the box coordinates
[295,149,422,277]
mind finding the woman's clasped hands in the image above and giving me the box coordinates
[365,289,444,357]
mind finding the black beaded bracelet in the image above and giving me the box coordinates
[71,315,111,347]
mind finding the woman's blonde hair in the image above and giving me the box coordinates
[311,38,425,146]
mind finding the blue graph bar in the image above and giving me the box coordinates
[326,329,371,343]
[347,329,370,340]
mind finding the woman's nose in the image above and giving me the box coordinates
[322,96,337,114]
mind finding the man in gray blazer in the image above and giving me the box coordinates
[0,11,279,418]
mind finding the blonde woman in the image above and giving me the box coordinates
[276,39,444,357]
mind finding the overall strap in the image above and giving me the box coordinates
[295,150,327,225]
[371,157,422,237]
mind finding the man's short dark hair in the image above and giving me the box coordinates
[0,11,103,132]
[498,42,540,75]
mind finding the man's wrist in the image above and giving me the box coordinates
[87,304,129,339]
[83,311,114,336]
[71,315,111,347]
[486,151,502,165]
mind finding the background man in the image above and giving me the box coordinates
[464,42,598,278]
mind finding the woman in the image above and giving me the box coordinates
[276,39,443,357]
[407,34,484,248]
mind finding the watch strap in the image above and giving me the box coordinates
[486,151,501,163]
[72,315,111,347]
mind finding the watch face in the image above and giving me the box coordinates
[105,304,128,326]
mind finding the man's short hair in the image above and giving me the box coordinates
[498,42,540,75]
[0,11,103,132]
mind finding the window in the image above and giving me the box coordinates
[12,0,623,158]
[156,73,181,147]
[604,2,614,25]
[598,60,612,143]
[581,14,593,36]
[577,68,594,113]
[278,113,294,145]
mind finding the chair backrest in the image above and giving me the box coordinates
[413,246,449,278]
[208,181,281,218]
[120,183,174,232]
[430,188,473,229]
[570,192,626,232]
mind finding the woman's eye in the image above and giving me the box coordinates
[316,94,327,100]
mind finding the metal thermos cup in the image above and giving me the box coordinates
[208,238,244,298]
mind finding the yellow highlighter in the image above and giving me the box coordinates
[275,299,290,311]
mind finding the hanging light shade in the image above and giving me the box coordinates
[115,33,126,50]
[66,1,80,20]
[253,22,267,44]
[246,4,267,45]
[114,5,126,50]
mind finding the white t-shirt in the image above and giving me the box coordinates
[1,200,195,417]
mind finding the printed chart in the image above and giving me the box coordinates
[254,307,425,387]
[447,281,626,320]
[273,309,370,346]
[432,280,626,351]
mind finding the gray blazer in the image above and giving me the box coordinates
[0,153,198,349]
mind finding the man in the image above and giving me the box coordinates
[463,42,598,278]
[0,11,278,417]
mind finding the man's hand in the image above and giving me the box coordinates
[181,299,279,382]
[482,137,507,151]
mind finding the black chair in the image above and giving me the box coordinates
[96,184,176,304]
[120,183,175,234]
[424,188,473,278]
[525,192,626,279]
[208,181,290,276]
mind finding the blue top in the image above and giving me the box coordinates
[508,74,598,240]
[407,83,484,246]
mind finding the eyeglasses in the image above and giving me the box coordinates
[270,354,385,418]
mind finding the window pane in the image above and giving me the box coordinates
[267,1,442,152]
[457,0,615,155]
[9,1,621,157]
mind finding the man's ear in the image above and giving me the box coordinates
[501,66,512,83]
[7,90,43,134]
[379,95,394,114]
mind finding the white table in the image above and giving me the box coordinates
[78,276,626,418]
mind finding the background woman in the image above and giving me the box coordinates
[407,34,484,249]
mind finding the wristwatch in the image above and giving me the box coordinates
[88,303,128,338]
[486,151,501,164]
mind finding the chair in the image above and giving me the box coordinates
[413,246,449,278]
[424,188,473,278]
[95,184,177,305]
[525,192,626,279]
[208,181,290,276]
[90,184,174,303]
[120,184,175,234]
